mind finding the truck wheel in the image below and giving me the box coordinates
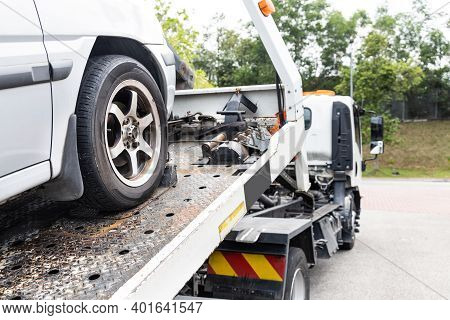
[76,55,167,211]
[340,196,356,250]
[284,248,310,300]
[340,226,355,250]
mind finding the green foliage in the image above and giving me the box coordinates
[272,0,329,80]
[364,120,450,178]
[420,29,450,67]
[154,0,212,88]
[194,15,275,87]
[154,0,198,64]
[232,37,276,85]
[320,10,369,79]
[364,0,450,122]
[334,0,449,141]
[336,39,424,105]
[193,0,371,90]
[272,1,371,89]
[194,69,214,89]
[336,31,424,142]
[372,1,449,67]
[154,0,449,143]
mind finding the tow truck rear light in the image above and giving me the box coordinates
[258,0,276,17]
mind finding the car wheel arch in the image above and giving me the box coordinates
[87,36,167,105]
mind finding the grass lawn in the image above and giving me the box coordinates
[363,120,450,179]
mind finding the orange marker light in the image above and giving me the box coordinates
[258,0,276,17]
[304,90,336,96]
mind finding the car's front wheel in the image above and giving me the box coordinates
[76,55,168,211]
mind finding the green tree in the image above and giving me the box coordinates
[373,0,448,66]
[195,1,370,91]
[194,15,275,87]
[336,32,424,142]
[370,0,449,120]
[154,0,198,64]
[318,10,369,88]
[272,0,329,82]
[154,0,213,88]
[420,29,450,67]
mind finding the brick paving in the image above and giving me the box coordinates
[361,179,450,215]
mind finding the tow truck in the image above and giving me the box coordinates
[0,0,384,300]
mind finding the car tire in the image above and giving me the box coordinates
[284,247,310,300]
[76,55,167,211]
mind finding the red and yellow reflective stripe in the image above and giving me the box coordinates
[208,251,237,277]
[208,251,285,282]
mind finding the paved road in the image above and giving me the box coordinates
[311,179,450,300]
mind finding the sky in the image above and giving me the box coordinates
[170,0,449,35]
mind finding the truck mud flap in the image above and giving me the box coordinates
[205,250,286,300]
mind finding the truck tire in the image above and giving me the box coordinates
[76,55,167,211]
[340,196,356,250]
[284,248,310,300]
[340,229,355,250]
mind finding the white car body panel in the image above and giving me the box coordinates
[42,36,96,177]
[33,0,166,45]
[0,84,52,177]
[0,162,51,205]
[0,0,52,178]
[147,44,176,116]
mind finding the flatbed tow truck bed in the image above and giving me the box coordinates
[0,0,343,300]
[0,142,242,300]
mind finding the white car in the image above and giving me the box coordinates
[0,0,176,210]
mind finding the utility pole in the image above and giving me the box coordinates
[350,41,354,99]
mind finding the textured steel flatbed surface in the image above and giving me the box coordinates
[0,143,240,300]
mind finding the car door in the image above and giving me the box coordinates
[0,0,52,178]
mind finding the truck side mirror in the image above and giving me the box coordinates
[370,116,384,155]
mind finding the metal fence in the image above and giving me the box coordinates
[389,89,450,121]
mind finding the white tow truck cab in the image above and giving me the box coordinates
[304,93,363,187]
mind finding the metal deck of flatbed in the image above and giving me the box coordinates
[0,142,241,300]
